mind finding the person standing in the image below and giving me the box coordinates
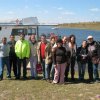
[52,39,67,84]
[8,35,17,78]
[62,36,71,82]
[0,37,10,80]
[77,40,88,81]
[37,34,50,80]
[50,36,56,80]
[45,37,55,81]
[29,34,38,79]
[87,36,99,82]
[68,35,77,80]
[15,33,30,79]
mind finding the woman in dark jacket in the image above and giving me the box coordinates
[52,39,67,84]
[77,40,88,81]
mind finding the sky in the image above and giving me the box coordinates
[0,0,100,24]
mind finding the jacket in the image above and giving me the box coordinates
[0,43,10,57]
[8,40,16,57]
[77,46,88,63]
[37,41,51,64]
[53,46,67,64]
[15,39,30,59]
[29,41,38,57]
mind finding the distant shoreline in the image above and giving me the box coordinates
[58,22,100,31]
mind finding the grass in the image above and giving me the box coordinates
[0,69,100,100]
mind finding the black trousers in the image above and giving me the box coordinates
[9,56,17,77]
[88,61,93,80]
[65,57,76,79]
[17,58,27,78]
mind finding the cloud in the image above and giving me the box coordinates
[58,16,63,19]
[89,8,100,12]
[25,5,29,9]
[57,7,63,10]
[62,11,75,15]
[7,11,14,14]
[35,4,40,8]
[43,10,49,14]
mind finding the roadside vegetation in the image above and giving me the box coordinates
[58,22,100,31]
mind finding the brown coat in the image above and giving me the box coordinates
[37,41,52,64]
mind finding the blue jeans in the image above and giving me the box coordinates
[45,63,52,79]
[30,56,38,78]
[51,63,55,80]
[78,62,86,80]
[93,64,99,80]
[0,57,10,79]
[41,60,45,79]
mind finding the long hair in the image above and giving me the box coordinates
[69,34,76,44]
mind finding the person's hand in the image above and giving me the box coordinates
[54,64,57,68]
[65,62,67,66]
[38,61,41,64]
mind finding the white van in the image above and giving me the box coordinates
[0,25,39,42]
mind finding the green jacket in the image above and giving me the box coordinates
[15,39,30,59]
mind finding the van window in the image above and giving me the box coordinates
[27,28,36,35]
[11,28,27,36]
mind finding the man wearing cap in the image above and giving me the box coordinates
[87,35,99,82]
[15,33,30,79]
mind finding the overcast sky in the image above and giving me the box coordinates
[0,0,100,23]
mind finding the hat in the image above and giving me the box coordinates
[87,35,93,39]
[56,39,63,43]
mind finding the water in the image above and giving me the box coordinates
[38,25,100,47]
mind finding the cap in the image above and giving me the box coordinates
[87,35,93,39]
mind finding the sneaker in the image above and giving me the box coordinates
[95,79,100,83]
[52,80,57,84]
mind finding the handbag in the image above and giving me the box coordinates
[36,64,42,74]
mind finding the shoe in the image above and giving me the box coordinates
[7,76,11,79]
[52,80,57,84]
[94,79,100,83]
[65,78,68,82]
[87,79,94,83]
[30,76,34,79]
[41,78,46,80]
[15,77,20,80]
[71,78,75,81]
[23,77,28,80]
[46,79,51,82]
[0,78,3,81]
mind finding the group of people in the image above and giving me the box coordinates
[0,33,100,84]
